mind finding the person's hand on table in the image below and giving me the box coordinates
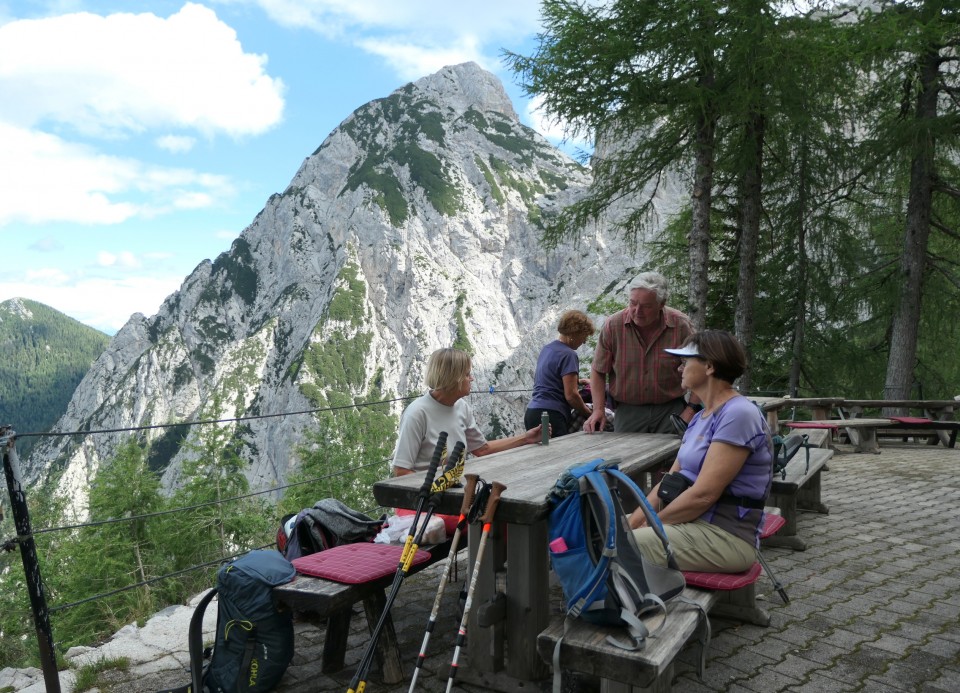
[524,424,548,444]
[582,410,604,433]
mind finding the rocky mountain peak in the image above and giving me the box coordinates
[24,63,650,515]
[410,61,518,119]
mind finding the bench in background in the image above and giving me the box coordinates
[785,419,889,454]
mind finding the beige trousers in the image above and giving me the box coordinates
[631,519,756,573]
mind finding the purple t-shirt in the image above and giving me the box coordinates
[674,395,773,545]
[527,340,581,420]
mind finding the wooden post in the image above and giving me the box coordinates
[2,429,62,693]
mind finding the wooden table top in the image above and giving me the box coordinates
[372,432,681,525]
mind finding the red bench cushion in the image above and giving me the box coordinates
[683,562,763,590]
[760,513,785,540]
[888,416,932,425]
[292,543,431,584]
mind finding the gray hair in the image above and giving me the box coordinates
[627,272,669,305]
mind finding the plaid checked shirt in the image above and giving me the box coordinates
[592,306,694,406]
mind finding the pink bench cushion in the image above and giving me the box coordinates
[888,416,932,425]
[683,562,763,590]
[292,543,431,584]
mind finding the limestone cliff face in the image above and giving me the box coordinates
[25,62,655,510]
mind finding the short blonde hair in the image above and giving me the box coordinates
[425,348,472,391]
[557,310,595,339]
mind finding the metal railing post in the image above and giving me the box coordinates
[2,427,62,693]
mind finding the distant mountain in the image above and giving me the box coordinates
[0,298,110,460]
[25,63,677,507]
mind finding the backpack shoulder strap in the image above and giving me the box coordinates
[189,588,218,693]
[604,468,680,570]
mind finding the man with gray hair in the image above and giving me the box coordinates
[583,271,698,433]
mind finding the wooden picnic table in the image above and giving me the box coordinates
[372,431,681,690]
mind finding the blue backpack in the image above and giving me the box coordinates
[158,549,297,693]
[547,458,688,650]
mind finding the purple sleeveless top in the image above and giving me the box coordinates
[674,395,773,546]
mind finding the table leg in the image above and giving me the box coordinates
[506,520,550,681]
[852,428,880,454]
[466,519,504,672]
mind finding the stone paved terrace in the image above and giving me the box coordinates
[14,440,960,692]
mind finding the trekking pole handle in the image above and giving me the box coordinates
[459,474,479,516]
[442,441,464,474]
[479,482,507,524]
[418,431,448,498]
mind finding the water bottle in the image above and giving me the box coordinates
[541,411,550,445]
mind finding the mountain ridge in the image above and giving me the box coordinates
[24,62,660,513]
[0,297,110,460]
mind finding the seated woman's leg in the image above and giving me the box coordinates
[631,520,755,573]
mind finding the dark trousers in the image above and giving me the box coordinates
[524,408,571,438]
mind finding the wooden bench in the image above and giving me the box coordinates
[764,446,833,551]
[272,540,455,684]
[538,586,718,693]
[841,400,958,448]
[797,427,831,449]
[875,417,960,448]
[537,513,788,692]
[785,419,890,454]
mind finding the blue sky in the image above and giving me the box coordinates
[0,1,576,334]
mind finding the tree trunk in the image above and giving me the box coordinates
[689,108,715,332]
[789,139,809,398]
[688,10,717,331]
[735,109,765,391]
[883,46,939,407]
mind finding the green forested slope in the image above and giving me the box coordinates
[0,298,109,457]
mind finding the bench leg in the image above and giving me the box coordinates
[764,493,807,551]
[710,583,771,627]
[321,608,352,673]
[361,591,404,684]
[796,470,829,515]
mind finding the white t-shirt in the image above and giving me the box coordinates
[391,392,488,473]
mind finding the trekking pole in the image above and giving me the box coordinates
[444,481,507,693]
[347,433,451,693]
[408,470,478,692]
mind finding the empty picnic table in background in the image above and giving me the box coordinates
[373,431,681,691]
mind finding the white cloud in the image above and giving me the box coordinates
[0,122,235,226]
[0,4,273,227]
[156,135,197,153]
[0,3,285,137]
[234,0,540,78]
[29,236,63,252]
[357,36,486,81]
[96,251,141,269]
[0,272,182,333]
[242,0,541,36]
